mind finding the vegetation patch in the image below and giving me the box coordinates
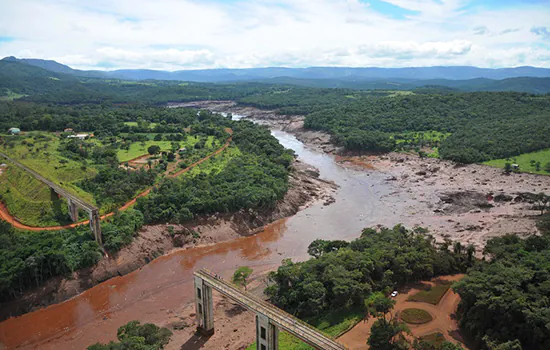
[400,308,433,324]
[0,161,72,226]
[407,281,452,305]
[483,148,550,175]
[418,332,447,347]
[246,308,363,350]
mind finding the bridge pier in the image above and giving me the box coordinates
[256,314,279,350]
[89,210,102,246]
[67,198,79,222]
[194,275,215,336]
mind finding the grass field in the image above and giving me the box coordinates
[408,281,452,305]
[484,148,550,175]
[0,161,72,226]
[246,308,363,350]
[400,308,433,324]
[117,136,204,163]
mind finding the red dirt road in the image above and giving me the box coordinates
[0,133,232,232]
[337,275,466,350]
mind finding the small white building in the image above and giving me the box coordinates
[67,133,90,140]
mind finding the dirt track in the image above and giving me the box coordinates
[0,133,232,232]
[338,275,465,350]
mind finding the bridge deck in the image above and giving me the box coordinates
[0,152,97,212]
[195,269,347,350]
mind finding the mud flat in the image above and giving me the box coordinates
[181,101,550,250]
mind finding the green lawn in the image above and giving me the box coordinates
[246,308,363,350]
[400,308,433,324]
[484,148,550,175]
[408,281,452,305]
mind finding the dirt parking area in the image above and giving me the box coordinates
[338,275,466,350]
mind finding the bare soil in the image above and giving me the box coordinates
[0,160,336,321]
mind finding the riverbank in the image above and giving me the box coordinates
[0,160,336,322]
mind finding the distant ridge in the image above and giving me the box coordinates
[3,56,550,82]
[2,56,550,95]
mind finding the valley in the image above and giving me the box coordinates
[0,57,549,350]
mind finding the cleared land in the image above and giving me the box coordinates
[484,148,550,175]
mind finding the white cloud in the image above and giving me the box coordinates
[0,0,549,69]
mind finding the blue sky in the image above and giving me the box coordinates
[0,0,549,70]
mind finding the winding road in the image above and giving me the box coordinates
[0,131,232,232]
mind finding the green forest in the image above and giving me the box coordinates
[0,102,293,303]
[266,226,474,317]
[452,215,550,350]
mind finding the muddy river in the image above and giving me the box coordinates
[0,116,416,349]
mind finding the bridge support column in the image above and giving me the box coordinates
[67,198,79,222]
[89,210,102,245]
[194,276,214,336]
[256,314,278,350]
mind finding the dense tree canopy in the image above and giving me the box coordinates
[453,220,550,350]
[87,320,172,350]
[266,226,474,318]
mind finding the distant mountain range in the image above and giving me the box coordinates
[2,56,550,94]
[4,56,550,82]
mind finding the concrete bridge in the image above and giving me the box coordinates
[0,152,102,244]
[194,269,347,350]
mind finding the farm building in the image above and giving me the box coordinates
[8,127,21,135]
[64,128,74,133]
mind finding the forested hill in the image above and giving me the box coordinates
[4,56,550,94]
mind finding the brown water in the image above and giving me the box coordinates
[0,123,414,349]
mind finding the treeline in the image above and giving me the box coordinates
[136,121,294,223]
[453,215,550,350]
[266,225,475,317]
[0,210,143,301]
[0,102,208,134]
[301,92,550,163]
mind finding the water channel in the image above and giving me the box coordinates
[0,115,413,349]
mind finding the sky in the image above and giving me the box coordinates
[0,0,550,70]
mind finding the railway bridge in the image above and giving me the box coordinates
[194,269,347,350]
[0,152,102,244]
